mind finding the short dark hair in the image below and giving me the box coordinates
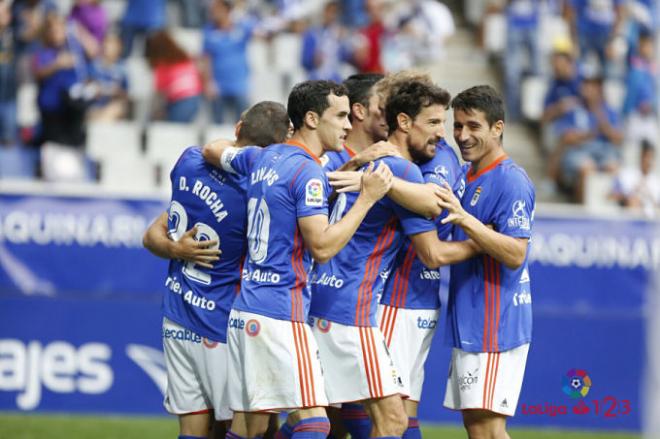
[287,80,348,130]
[451,85,505,127]
[642,139,656,155]
[385,81,451,135]
[343,73,385,120]
[238,101,289,147]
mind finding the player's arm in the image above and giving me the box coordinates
[436,185,527,269]
[388,178,443,218]
[142,212,221,268]
[409,231,481,269]
[298,162,392,263]
[201,139,238,171]
[336,141,401,172]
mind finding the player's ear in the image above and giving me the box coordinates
[304,110,319,129]
[491,120,504,141]
[234,120,243,140]
[351,102,366,122]
[396,112,411,133]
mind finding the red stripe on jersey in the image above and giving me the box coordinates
[356,218,397,326]
[395,245,417,308]
[467,155,508,183]
[483,256,491,352]
[359,327,375,398]
[291,322,308,406]
[290,228,306,321]
[494,260,501,351]
[299,322,317,406]
[289,162,307,190]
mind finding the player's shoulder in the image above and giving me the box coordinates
[172,146,202,172]
[490,159,535,197]
[378,155,419,177]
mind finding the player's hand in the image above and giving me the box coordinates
[173,226,221,268]
[435,183,469,225]
[352,141,401,167]
[360,161,393,203]
[327,170,362,193]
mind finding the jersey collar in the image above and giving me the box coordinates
[467,154,508,183]
[286,140,321,164]
[343,144,356,158]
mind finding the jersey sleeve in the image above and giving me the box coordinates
[292,160,329,218]
[387,158,436,236]
[420,147,456,188]
[493,169,535,239]
[220,146,260,176]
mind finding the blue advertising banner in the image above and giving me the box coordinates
[0,191,655,433]
[0,193,167,299]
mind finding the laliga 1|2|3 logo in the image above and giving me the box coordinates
[520,369,631,419]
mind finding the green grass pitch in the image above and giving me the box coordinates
[0,413,641,439]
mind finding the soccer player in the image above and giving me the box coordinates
[321,73,393,173]
[142,101,290,439]
[309,80,481,439]
[201,80,393,439]
[436,85,535,439]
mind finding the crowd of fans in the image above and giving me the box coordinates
[0,0,456,181]
[482,0,659,215]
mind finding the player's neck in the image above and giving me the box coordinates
[345,126,373,153]
[388,132,413,162]
[290,132,323,158]
[471,144,506,174]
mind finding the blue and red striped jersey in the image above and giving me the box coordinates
[309,156,436,327]
[445,156,535,353]
[221,141,330,322]
[380,140,465,310]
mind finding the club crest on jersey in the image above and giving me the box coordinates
[306,178,324,206]
[316,319,331,333]
[245,319,261,337]
[470,187,482,206]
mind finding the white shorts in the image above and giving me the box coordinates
[162,318,232,421]
[311,317,407,404]
[227,310,328,412]
[443,343,530,417]
[378,304,439,402]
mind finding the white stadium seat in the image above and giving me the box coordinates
[86,120,142,162]
[521,76,548,122]
[17,83,39,127]
[203,124,237,145]
[145,122,201,176]
[171,28,203,56]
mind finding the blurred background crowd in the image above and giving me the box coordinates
[0,0,658,218]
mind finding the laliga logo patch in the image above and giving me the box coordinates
[305,179,323,207]
[203,338,219,349]
[470,187,482,206]
[316,319,332,333]
[245,319,261,337]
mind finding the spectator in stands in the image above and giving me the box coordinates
[145,30,202,123]
[33,14,95,147]
[301,1,347,82]
[88,32,128,122]
[541,42,582,186]
[11,0,57,79]
[201,0,254,124]
[69,0,108,45]
[566,0,625,76]
[610,140,660,217]
[353,0,385,73]
[119,0,166,58]
[503,0,541,122]
[0,0,18,145]
[556,74,624,203]
[623,30,657,154]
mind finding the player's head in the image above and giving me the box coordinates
[236,101,289,147]
[451,85,505,163]
[343,73,387,142]
[375,69,433,109]
[386,80,451,162]
[288,80,351,152]
[210,0,232,28]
